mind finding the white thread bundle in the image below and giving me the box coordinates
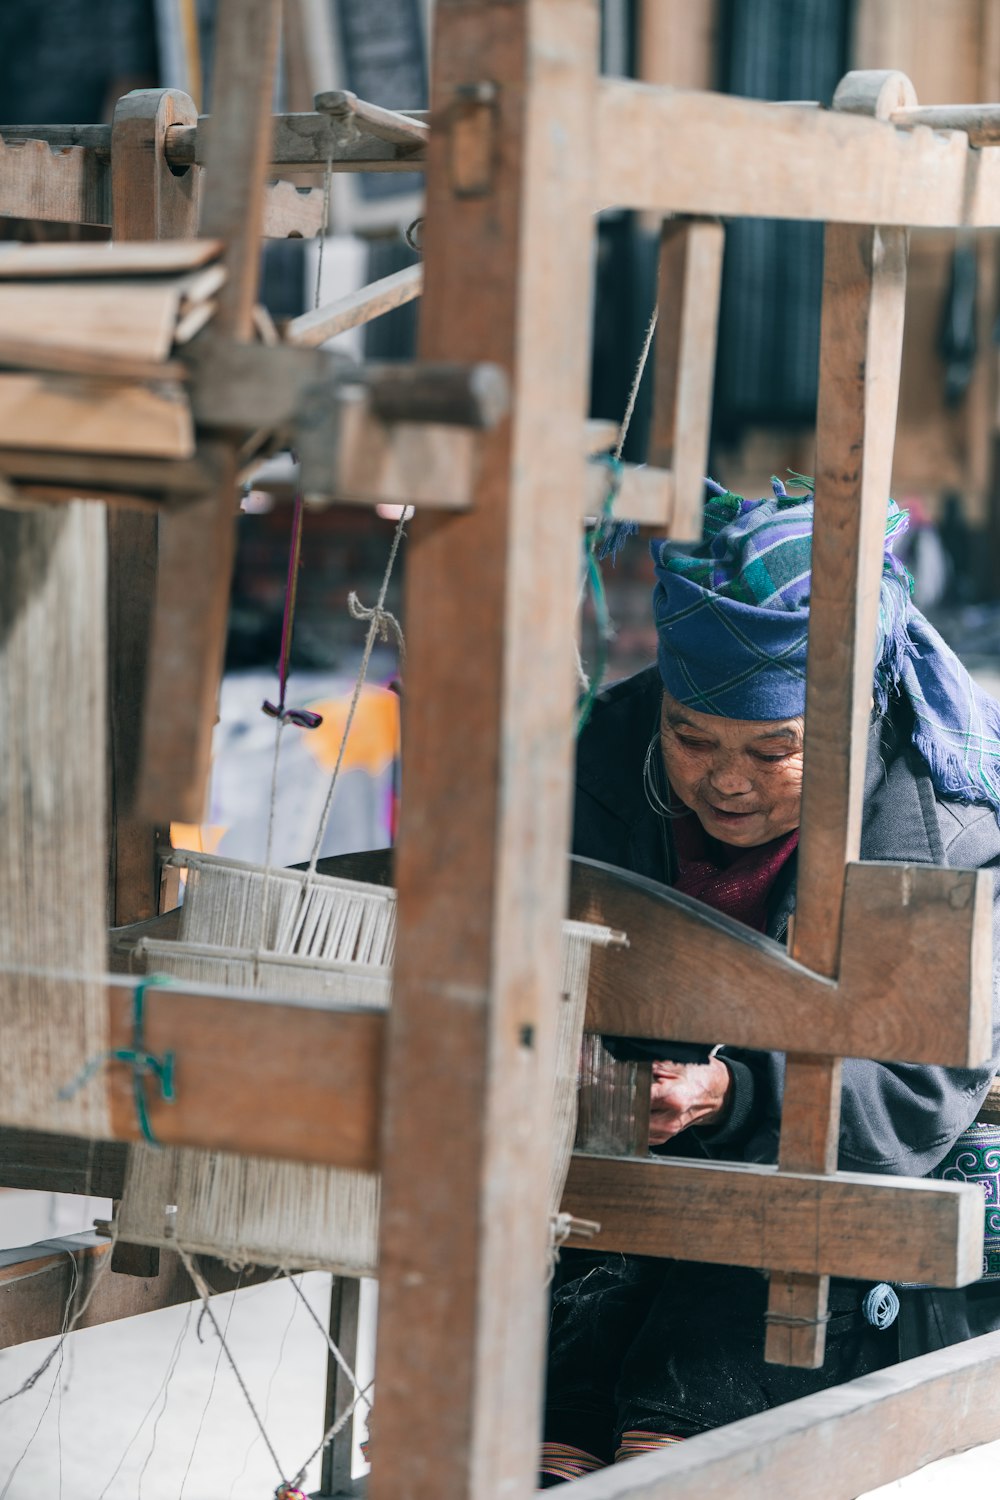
[120,859,611,1272]
[174,852,397,965]
[0,503,107,1134]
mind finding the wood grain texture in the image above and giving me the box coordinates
[648,217,724,539]
[572,857,992,1067]
[286,263,424,347]
[0,283,181,363]
[0,1232,273,1350]
[136,3,279,823]
[262,178,326,239]
[0,374,194,458]
[372,6,597,1500]
[0,1129,127,1197]
[555,1326,1000,1500]
[166,113,426,172]
[108,90,201,925]
[594,77,1000,227]
[767,77,913,1369]
[586,460,674,525]
[561,1153,983,1287]
[102,977,383,1169]
[0,239,216,277]
[0,133,109,224]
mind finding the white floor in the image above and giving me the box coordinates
[0,1192,374,1500]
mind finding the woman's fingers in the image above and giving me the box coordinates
[648,1057,732,1143]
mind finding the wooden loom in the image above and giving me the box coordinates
[3,2,1000,1496]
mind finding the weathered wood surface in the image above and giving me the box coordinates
[561,1326,1000,1500]
[315,89,429,150]
[0,239,217,277]
[261,178,326,238]
[100,976,383,1168]
[0,373,193,458]
[890,103,1000,145]
[136,2,280,824]
[585,460,674,525]
[0,1129,126,1196]
[561,1153,983,1287]
[107,90,200,926]
[371,5,597,1500]
[574,857,991,1066]
[286,263,424,347]
[0,446,226,496]
[0,340,188,383]
[0,1232,273,1350]
[647,216,723,540]
[306,404,479,512]
[766,71,914,1369]
[0,282,182,363]
[594,77,1000,227]
[165,112,427,172]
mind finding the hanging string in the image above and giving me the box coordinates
[576,304,659,733]
[314,156,333,312]
[0,1251,78,1499]
[306,510,408,876]
[96,1302,193,1500]
[179,1268,244,1499]
[284,1273,371,1414]
[177,1248,289,1489]
[227,1281,301,1500]
[262,493,324,732]
[136,1304,193,1499]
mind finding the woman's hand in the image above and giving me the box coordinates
[649,1057,732,1144]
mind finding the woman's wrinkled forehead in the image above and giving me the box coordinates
[660,690,804,748]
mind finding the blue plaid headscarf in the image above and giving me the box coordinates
[651,479,1000,821]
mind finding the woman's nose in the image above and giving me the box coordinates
[708,755,754,796]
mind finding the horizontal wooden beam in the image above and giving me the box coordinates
[574,857,993,1066]
[585,459,673,524]
[285,263,424,348]
[165,113,426,173]
[564,1326,1000,1500]
[0,1232,274,1349]
[595,79,1000,227]
[561,1153,983,1286]
[104,977,382,1168]
[892,102,1000,145]
[0,1128,126,1196]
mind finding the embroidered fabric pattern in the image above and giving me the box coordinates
[615,1430,686,1462]
[539,1441,607,1482]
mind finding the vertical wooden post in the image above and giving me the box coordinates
[135,0,281,823]
[648,216,724,540]
[764,70,913,1369]
[371,5,597,1500]
[107,88,200,925]
[320,1277,363,1498]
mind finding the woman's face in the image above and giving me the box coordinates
[659,689,804,847]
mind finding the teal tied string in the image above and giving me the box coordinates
[59,975,175,1147]
[577,456,624,735]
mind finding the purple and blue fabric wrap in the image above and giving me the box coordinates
[651,479,1000,822]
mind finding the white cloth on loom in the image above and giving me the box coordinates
[119,858,610,1272]
[0,503,108,1135]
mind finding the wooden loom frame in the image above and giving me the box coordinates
[5,2,1000,1497]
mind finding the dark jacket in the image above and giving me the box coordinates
[573,666,1000,1350]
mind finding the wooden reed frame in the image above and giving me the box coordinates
[4,3,1000,1497]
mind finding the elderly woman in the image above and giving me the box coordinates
[540,483,1000,1485]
